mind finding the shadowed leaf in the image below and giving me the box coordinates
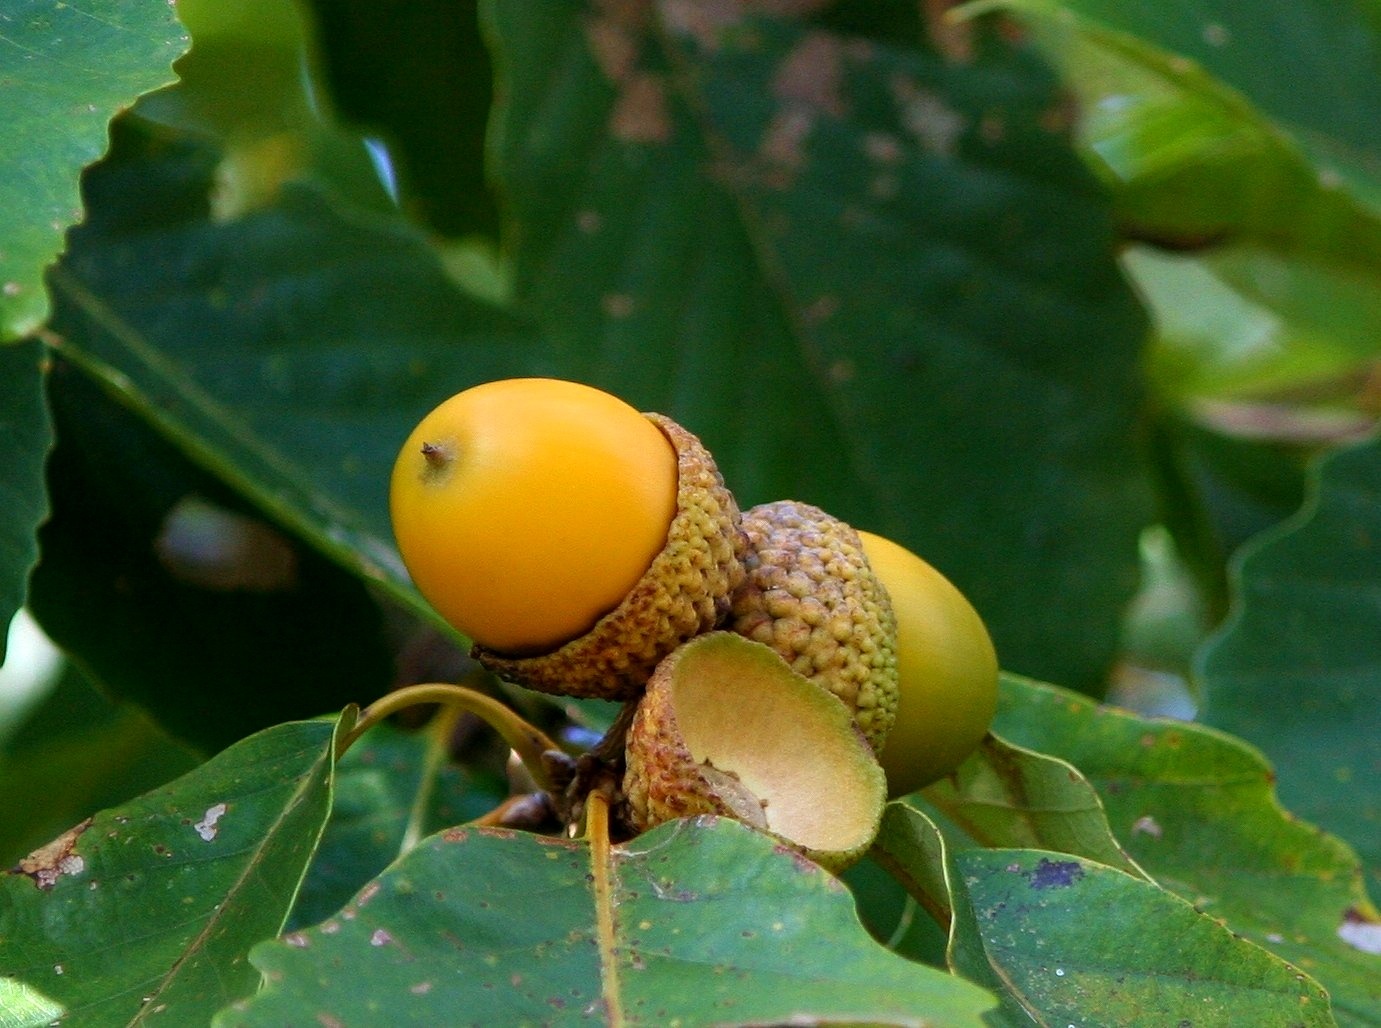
[951,847,1333,1026]
[911,734,1145,879]
[487,0,1151,690]
[221,816,996,1026]
[287,720,507,931]
[44,117,539,637]
[0,716,342,1023]
[997,674,1381,1024]
[28,360,393,752]
[0,340,50,664]
[1200,434,1381,895]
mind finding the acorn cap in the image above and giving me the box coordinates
[729,501,898,751]
[622,632,887,872]
[474,414,746,700]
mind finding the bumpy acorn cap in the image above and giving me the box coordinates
[622,632,887,872]
[729,500,898,752]
[474,414,746,700]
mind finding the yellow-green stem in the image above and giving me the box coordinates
[586,788,624,1026]
[338,682,563,793]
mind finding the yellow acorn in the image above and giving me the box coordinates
[728,500,898,751]
[857,531,998,795]
[389,378,745,700]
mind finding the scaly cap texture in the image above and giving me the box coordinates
[729,500,898,751]
[474,415,746,700]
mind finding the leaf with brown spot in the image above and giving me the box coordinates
[952,847,1335,1025]
[0,717,341,1023]
[12,819,91,892]
[220,817,996,1025]
[995,674,1381,1023]
[897,733,1147,885]
[489,0,1151,692]
[772,31,846,115]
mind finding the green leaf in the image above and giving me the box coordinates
[872,803,958,938]
[841,853,951,966]
[876,806,1337,1024]
[487,0,1151,689]
[975,0,1381,258]
[1131,247,1381,406]
[142,0,402,225]
[996,675,1381,1024]
[0,663,199,870]
[28,360,393,752]
[0,0,187,339]
[988,0,1381,169]
[0,715,341,1024]
[1200,436,1381,891]
[951,848,1334,1026]
[0,698,199,869]
[1149,405,1313,615]
[221,817,997,1025]
[287,720,507,931]
[973,0,1381,425]
[43,115,538,636]
[904,734,1146,876]
[0,340,51,664]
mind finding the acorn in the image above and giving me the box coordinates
[728,500,899,751]
[857,530,998,795]
[622,631,887,871]
[389,379,746,701]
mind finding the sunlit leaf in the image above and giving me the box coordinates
[0,0,187,339]
[974,0,1381,256]
[973,0,1381,425]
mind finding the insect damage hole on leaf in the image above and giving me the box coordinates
[194,803,228,842]
[1338,908,1381,955]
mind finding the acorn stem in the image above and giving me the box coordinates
[338,681,563,792]
[584,784,613,849]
